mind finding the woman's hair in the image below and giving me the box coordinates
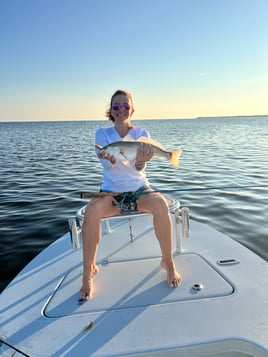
[105,89,133,122]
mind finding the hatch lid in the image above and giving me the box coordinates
[44,253,233,317]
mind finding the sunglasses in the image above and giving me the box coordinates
[112,103,130,111]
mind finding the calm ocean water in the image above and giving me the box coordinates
[1,117,268,292]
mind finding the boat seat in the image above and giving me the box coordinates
[69,195,189,253]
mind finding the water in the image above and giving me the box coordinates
[1,117,268,292]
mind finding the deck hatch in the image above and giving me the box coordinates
[44,254,233,317]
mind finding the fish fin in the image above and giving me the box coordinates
[120,152,129,161]
[122,135,164,150]
[169,150,183,169]
[136,136,164,149]
[121,160,131,167]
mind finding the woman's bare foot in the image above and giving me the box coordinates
[161,259,182,287]
[79,264,99,303]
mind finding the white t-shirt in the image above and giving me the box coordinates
[95,126,150,192]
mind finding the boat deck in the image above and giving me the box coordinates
[1,215,268,356]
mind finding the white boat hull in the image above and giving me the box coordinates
[1,213,268,356]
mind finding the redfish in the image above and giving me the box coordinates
[96,137,182,169]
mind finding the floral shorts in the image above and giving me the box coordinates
[101,185,151,211]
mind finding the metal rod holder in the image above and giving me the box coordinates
[68,218,81,249]
[175,208,181,253]
[181,207,190,239]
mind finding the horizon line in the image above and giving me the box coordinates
[1,113,268,124]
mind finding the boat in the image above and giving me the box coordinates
[0,194,268,356]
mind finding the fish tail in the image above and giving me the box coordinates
[169,150,183,169]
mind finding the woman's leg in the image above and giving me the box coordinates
[137,192,181,287]
[80,196,119,300]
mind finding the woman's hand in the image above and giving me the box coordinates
[98,150,116,164]
[135,143,153,170]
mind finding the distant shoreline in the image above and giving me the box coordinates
[196,114,268,119]
[0,114,268,123]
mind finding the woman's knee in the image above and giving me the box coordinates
[155,196,170,215]
[84,199,105,222]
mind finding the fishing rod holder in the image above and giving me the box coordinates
[174,206,190,253]
[181,207,190,239]
[68,218,81,249]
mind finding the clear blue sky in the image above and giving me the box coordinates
[1,0,267,121]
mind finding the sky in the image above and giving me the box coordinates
[0,0,267,121]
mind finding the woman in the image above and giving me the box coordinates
[80,89,181,301]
